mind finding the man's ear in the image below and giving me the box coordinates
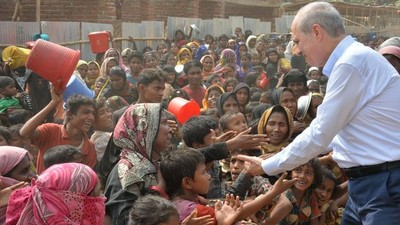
[138,83,145,93]
[181,177,192,190]
[65,110,73,121]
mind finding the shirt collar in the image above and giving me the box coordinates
[323,35,355,77]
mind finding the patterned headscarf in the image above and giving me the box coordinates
[258,105,294,154]
[113,103,162,190]
[6,163,105,225]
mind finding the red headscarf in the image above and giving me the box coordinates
[6,163,105,225]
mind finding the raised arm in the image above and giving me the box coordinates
[19,85,62,139]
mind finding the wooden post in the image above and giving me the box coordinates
[37,0,41,33]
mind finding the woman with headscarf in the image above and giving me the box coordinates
[271,87,306,140]
[104,48,130,73]
[6,163,105,225]
[86,61,100,90]
[233,82,250,113]
[102,66,138,104]
[214,49,238,72]
[97,57,119,99]
[176,48,192,66]
[21,72,53,122]
[200,55,215,82]
[246,35,258,55]
[265,48,280,79]
[257,105,294,155]
[0,146,35,224]
[201,85,224,111]
[216,92,239,117]
[76,60,89,80]
[104,103,171,224]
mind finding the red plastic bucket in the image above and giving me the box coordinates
[26,39,80,92]
[168,97,200,125]
[88,31,110,53]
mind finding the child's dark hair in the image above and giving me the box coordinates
[128,51,144,64]
[8,123,23,136]
[169,89,190,101]
[0,76,15,89]
[320,166,338,193]
[128,195,178,225]
[230,148,259,157]
[289,158,323,190]
[0,126,11,144]
[7,109,32,126]
[137,68,166,86]
[201,108,218,117]
[162,64,176,74]
[219,111,245,132]
[183,60,203,74]
[250,92,261,102]
[223,78,239,91]
[241,52,252,61]
[43,145,82,169]
[245,102,258,115]
[181,116,217,148]
[160,148,205,197]
[244,72,259,88]
[206,74,221,86]
[65,95,95,115]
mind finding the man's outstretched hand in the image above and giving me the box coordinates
[237,155,266,176]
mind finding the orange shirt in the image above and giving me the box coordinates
[32,123,97,174]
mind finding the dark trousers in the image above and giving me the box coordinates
[342,167,400,225]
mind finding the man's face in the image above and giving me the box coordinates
[140,80,165,103]
[291,20,324,67]
[129,57,142,74]
[68,105,96,133]
[187,66,202,86]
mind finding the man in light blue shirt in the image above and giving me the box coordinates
[239,2,400,224]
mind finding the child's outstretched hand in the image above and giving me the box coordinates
[211,129,236,143]
[270,172,297,196]
[227,128,269,150]
[215,194,243,225]
[182,209,214,225]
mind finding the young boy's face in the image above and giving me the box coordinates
[93,105,113,132]
[1,83,18,97]
[226,113,248,133]
[190,163,211,195]
[68,105,96,133]
[230,153,245,181]
[251,55,260,66]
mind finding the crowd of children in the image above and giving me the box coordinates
[1,8,400,224]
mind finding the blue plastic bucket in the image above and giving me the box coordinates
[63,73,94,102]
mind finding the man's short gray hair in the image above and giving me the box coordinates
[295,2,346,38]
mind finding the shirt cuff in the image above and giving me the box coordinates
[261,156,281,176]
